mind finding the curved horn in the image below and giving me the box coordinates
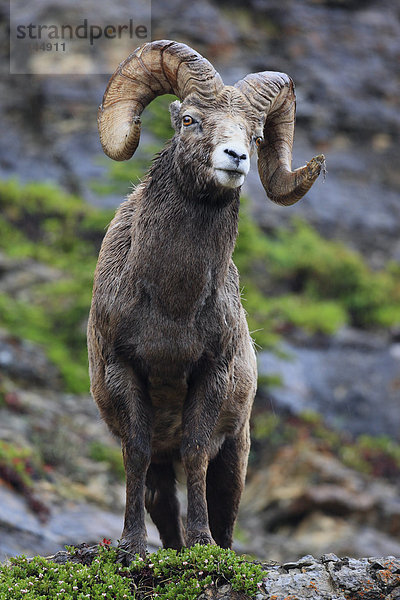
[98,40,224,161]
[235,72,325,206]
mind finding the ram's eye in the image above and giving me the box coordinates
[255,136,263,148]
[182,115,194,127]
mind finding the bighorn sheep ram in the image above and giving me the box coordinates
[88,39,324,562]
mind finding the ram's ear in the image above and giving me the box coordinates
[169,100,182,131]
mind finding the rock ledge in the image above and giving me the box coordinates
[44,547,400,600]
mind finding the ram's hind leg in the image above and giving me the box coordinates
[206,424,250,548]
[145,462,185,550]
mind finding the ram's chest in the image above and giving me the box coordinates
[121,269,223,365]
[133,310,207,369]
[143,258,214,319]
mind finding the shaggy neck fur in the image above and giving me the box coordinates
[130,141,241,320]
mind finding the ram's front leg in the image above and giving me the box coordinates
[181,358,228,546]
[119,428,151,562]
[100,361,152,563]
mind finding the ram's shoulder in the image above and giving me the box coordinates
[108,185,144,233]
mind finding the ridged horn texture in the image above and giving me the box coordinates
[235,72,325,206]
[98,40,224,161]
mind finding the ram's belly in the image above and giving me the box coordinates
[149,376,187,457]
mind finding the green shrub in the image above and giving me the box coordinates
[262,219,400,328]
[143,94,176,141]
[252,408,400,480]
[235,208,400,341]
[0,179,113,393]
[0,548,131,600]
[0,544,265,599]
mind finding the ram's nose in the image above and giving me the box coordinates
[224,148,248,167]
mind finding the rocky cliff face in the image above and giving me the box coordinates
[0,0,399,565]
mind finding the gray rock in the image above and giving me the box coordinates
[0,329,61,388]
[0,483,161,562]
[260,554,400,599]
[241,436,400,562]
[258,327,400,439]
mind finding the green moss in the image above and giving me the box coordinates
[0,286,89,394]
[262,218,400,328]
[0,179,112,263]
[0,544,265,599]
[0,548,132,600]
[245,291,347,339]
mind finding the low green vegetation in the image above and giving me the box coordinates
[142,94,176,141]
[0,440,50,519]
[0,174,399,393]
[234,207,400,346]
[0,544,265,599]
[0,178,113,392]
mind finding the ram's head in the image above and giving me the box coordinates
[98,40,325,206]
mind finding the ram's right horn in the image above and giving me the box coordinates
[235,71,325,206]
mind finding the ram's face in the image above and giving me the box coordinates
[170,88,264,190]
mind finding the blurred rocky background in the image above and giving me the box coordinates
[0,0,399,565]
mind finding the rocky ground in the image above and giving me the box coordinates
[31,547,400,599]
[0,0,400,570]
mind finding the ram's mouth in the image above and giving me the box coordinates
[214,168,246,189]
[215,168,247,177]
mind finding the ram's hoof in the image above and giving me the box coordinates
[186,531,216,547]
[117,536,146,565]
